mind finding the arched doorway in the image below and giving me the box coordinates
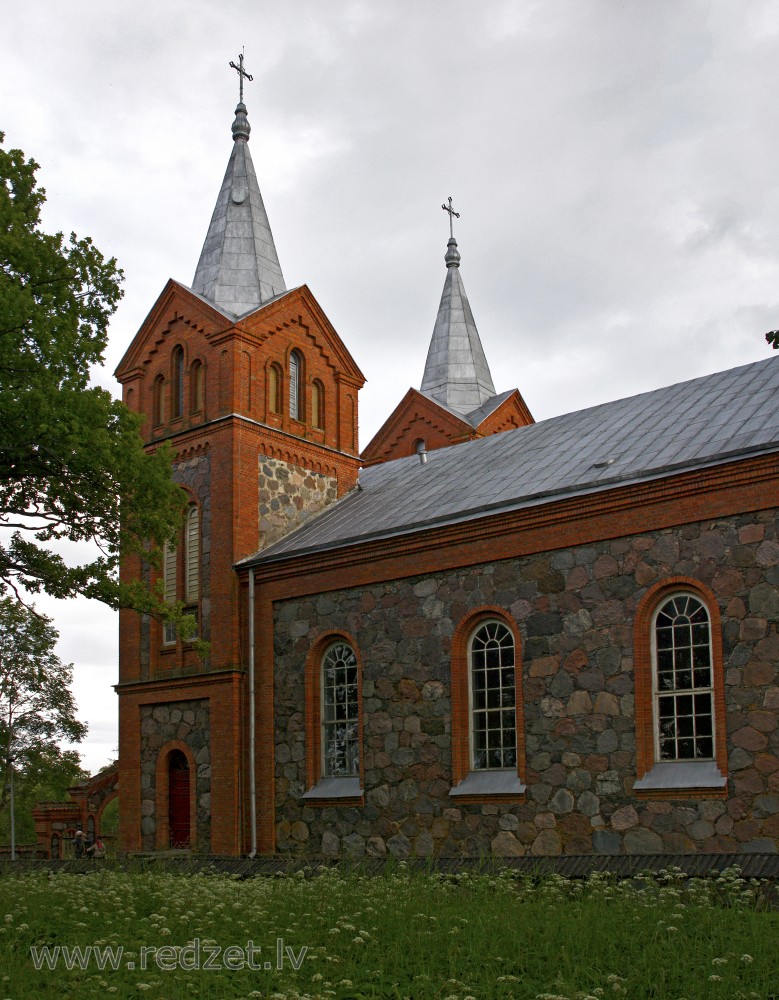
[168,750,191,848]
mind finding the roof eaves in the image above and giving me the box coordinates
[238,441,779,570]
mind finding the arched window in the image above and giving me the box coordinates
[50,833,60,859]
[185,505,200,605]
[449,609,525,799]
[289,350,302,421]
[311,379,324,429]
[153,375,165,427]
[162,539,177,645]
[322,642,359,777]
[303,633,363,803]
[469,621,517,770]
[268,363,282,415]
[653,594,714,762]
[160,504,200,647]
[634,580,727,795]
[190,360,204,414]
[172,346,184,418]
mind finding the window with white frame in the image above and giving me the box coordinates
[469,620,516,770]
[653,594,714,761]
[321,642,359,776]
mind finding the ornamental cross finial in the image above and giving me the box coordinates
[441,196,460,239]
[229,49,254,104]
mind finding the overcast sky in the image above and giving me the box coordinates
[2,1,778,773]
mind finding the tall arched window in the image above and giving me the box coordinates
[162,539,177,645]
[449,609,525,799]
[322,641,359,777]
[633,579,727,796]
[469,621,517,770]
[172,346,184,418]
[311,379,324,429]
[185,505,200,605]
[153,375,165,426]
[653,594,714,762]
[268,363,282,415]
[303,633,363,803]
[289,350,302,421]
[190,360,204,414]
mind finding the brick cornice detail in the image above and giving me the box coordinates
[149,412,362,473]
[115,669,244,698]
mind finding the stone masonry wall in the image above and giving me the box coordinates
[258,456,338,551]
[273,509,779,858]
[140,699,211,851]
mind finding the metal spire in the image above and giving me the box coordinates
[419,200,495,414]
[191,54,286,315]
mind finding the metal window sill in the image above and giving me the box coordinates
[302,777,363,800]
[634,761,726,792]
[449,771,526,797]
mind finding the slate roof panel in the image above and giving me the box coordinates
[241,357,779,566]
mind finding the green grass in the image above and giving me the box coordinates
[0,865,775,998]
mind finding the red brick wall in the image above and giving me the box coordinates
[116,283,364,855]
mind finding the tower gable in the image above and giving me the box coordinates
[362,386,533,465]
[115,281,365,458]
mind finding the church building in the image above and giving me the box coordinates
[114,76,779,859]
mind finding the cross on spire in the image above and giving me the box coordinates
[229,50,254,104]
[441,196,460,239]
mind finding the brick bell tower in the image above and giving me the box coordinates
[114,57,365,855]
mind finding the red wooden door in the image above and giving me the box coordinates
[168,751,190,848]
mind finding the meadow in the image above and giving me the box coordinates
[0,864,775,999]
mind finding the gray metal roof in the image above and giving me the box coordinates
[419,237,497,414]
[464,388,517,427]
[241,355,779,567]
[191,102,286,316]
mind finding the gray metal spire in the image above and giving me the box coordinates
[419,203,496,414]
[191,56,286,316]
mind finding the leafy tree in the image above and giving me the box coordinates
[0,132,185,612]
[767,330,779,350]
[0,745,85,845]
[0,599,86,827]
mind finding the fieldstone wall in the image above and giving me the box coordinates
[258,456,338,550]
[140,699,211,852]
[273,509,779,858]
